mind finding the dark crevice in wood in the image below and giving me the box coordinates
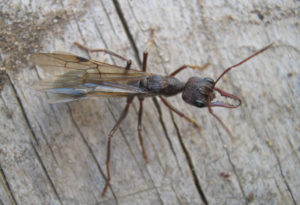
[212,122,247,202]
[37,123,58,164]
[269,144,296,204]
[112,0,142,66]
[6,74,39,145]
[170,114,208,205]
[0,165,18,205]
[224,149,247,204]
[66,105,119,204]
[152,98,181,171]
[30,142,62,205]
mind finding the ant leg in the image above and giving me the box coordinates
[169,63,209,77]
[140,28,153,71]
[159,96,202,131]
[101,96,134,197]
[135,45,149,163]
[74,42,132,70]
[142,52,148,72]
[137,97,149,163]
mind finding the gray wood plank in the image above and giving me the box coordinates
[0,0,299,204]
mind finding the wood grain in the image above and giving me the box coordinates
[0,0,299,204]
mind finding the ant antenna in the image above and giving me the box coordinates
[212,43,274,90]
[209,43,273,140]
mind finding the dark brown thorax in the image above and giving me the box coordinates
[140,75,185,96]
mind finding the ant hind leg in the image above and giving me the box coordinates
[74,42,132,70]
[137,97,149,163]
[101,96,134,196]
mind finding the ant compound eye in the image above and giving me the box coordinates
[204,77,214,84]
[195,100,206,108]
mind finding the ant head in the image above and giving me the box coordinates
[182,43,273,140]
[182,76,241,109]
[182,77,215,107]
[182,43,273,110]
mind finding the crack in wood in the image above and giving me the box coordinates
[270,144,297,204]
[66,104,120,203]
[37,123,58,164]
[30,142,62,204]
[7,74,39,145]
[112,0,141,66]
[171,113,208,205]
[0,165,17,205]
[225,149,247,203]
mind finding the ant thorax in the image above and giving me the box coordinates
[140,75,185,96]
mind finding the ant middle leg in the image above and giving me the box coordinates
[74,42,132,70]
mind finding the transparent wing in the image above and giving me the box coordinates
[31,53,151,103]
[30,53,149,82]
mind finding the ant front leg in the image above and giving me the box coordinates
[169,63,210,76]
[74,42,132,70]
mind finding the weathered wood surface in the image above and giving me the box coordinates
[0,0,299,204]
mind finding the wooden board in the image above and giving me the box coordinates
[0,0,299,204]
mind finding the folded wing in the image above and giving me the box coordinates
[31,53,150,103]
